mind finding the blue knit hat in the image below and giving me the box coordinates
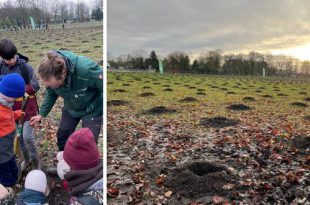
[0,73,25,98]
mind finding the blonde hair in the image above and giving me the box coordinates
[38,51,67,80]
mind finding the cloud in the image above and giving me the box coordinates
[108,0,310,58]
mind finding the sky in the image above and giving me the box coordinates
[108,0,310,61]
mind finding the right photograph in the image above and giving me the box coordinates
[107,1,310,204]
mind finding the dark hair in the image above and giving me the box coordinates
[0,38,17,60]
[38,51,67,80]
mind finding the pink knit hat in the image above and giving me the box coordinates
[63,128,100,170]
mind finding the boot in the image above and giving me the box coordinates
[46,167,58,175]
[31,157,41,170]
[20,151,31,172]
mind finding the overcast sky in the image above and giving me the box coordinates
[108,0,310,60]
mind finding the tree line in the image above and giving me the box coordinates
[0,0,103,28]
[108,49,310,77]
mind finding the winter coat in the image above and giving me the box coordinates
[39,50,103,119]
[0,54,40,121]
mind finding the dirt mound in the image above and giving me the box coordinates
[163,88,173,92]
[292,136,310,149]
[122,83,130,86]
[290,102,308,107]
[262,95,273,98]
[303,97,310,101]
[165,162,236,198]
[243,96,255,101]
[196,92,206,96]
[179,97,198,102]
[145,106,177,115]
[299,92,307,95]
[303,115,310,120]
[226,91,236,94]
[113,89,127,93]
[199,117,240,128]
[189,86,197,89]
[277,93,288,97]
[197,88,206,91]
[107,100,129,106]
[227,104,252,111]
[139,92,155,97]
[143,86,151,89]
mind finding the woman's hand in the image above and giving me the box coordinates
[30,115,43,127]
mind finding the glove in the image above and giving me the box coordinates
[26,85,36,95]
[56,151,71,180]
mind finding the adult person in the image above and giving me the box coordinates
[30,50,103,151]
[0,38,41,170]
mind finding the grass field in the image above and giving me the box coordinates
[1,22,103,204]
[107,71,309,204]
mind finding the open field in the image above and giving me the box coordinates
[1,22,103,204]
[107,72,309,204]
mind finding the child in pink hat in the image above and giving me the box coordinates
[57,128,103,205]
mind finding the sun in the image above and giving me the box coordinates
[272,43,310,61]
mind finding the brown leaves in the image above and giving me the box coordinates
[155,174,165,186]
[212,195,229,204]
[107,187,119,198]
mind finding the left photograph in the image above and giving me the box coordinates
[0,0,104,204]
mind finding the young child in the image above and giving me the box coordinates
[0,184,15,205]
[0,73,25,187]
[57,128,103,205]
[17,170,49,205]
[0,38,41,170]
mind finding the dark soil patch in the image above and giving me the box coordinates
[94,45,101,48]
[292,136,310,154]
[163,88,173,92]
[142,86,151,89]
[290,102,308,107]
[122,83,130,86]
[145,106,177,115]
[113,89,127,93]
[81,50,90,53]
[226,91,236,94]
[262,95,273,98]
[165,161,236,198]
[153,82,160,85]
[162,85,170,87]
[227,104,252,111]
[22,45,28,48]
[196,92,206,96]
[179,97,198,102]
[303,115,310,121]
[189,86,197,89]
[81,40,89,43]
[221,88,228,91]
[107,100,129,106]
[174,82,180,85]
[197,88,205,91]
[139,92,155,97]
[107,82,114,85]
[303,97,310,101]
[199,117,240,128]
[277,93,288,97]
[299,92,307,95]
[256,90,262,93]
[243,96,255,101]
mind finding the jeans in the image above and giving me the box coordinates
[57,109,102,151]
[0,156,18,187]
[19,121,38,160]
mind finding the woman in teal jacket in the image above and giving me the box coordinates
[30,50,103,151]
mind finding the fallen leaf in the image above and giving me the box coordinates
[164,190,173,198]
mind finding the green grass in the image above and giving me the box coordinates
[1,22,103,69]
[108,72,310,126]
